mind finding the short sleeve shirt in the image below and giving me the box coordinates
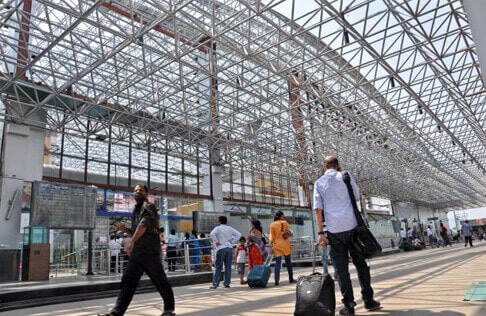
[461,223,472,237]
[313,169,358,233]
[131,201,160,255]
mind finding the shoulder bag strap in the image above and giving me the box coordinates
[342,171,366,228]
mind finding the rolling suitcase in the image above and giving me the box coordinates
[294,272,335,315]
[294,191,335,316]
[247,254,273,288]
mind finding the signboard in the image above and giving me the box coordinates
[255,178,288,197]
[21,182,32,211]
[250,207,272,215]
[193,211,225,234]
[30,181,97,229]
[96,189,160,217]
[93,217,109,244]
[223,204,246,213]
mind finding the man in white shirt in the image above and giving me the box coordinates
[165,229,179,272]
[407,228,413,238]
[400,228,407,243]
[108,234,121,273]
[313,156,380,315]
[209,216,241,289]
[426,226,433,244]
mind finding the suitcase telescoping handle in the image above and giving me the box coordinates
[309,181,319,274]
[264,253,274,267]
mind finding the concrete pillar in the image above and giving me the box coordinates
[201,162,223,213]
[0,121,45,250]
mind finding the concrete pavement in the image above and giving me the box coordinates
[2,242,485,315]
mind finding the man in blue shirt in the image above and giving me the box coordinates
[313,156,380,315]
[461,220,473,247]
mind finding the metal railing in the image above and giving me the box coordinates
[290,236,317,260]
[47,238,215,278]
[49,250,78,277]
[47,236,320,278]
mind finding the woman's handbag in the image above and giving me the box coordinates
[281,222,293,239]
[342,172,382,259]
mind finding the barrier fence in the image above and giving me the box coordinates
[48,237,320,278]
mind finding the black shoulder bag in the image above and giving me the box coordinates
[342,171,382,259]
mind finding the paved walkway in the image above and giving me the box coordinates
[2,242,486,315]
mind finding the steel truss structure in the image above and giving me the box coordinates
[0,0,485,210]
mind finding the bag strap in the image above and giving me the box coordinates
[342,171,366,228]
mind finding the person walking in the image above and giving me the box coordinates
[209,216,242,289]
[313,156,380,316]
[247,219,267,270]
[461,220,473,247]
[440,222,452,247]
[269,211,296,286]
[98,184,175,316]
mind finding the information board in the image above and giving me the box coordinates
[193,211,225,234]
[95,188,160,217]
[30,181,97,229]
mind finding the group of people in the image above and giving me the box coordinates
[163,229,212,272]
[209,155,384,316]
[107,230,133,273]
[209,210,296,289]
[400,227,432,250]
[99,155,382,316]
[400,219,476,251]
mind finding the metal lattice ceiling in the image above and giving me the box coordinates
[0,0,485,210]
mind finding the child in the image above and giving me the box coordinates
[235,236,247,285]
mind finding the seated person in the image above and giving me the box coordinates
[400,237,414,251]
[412,237,423,250]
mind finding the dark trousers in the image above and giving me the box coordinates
[111,252,175,315]
[465,236,473,247]
[110,255,118,273]
[166,247,177,271]
[274,254,293,283]
[328,228,374,306]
